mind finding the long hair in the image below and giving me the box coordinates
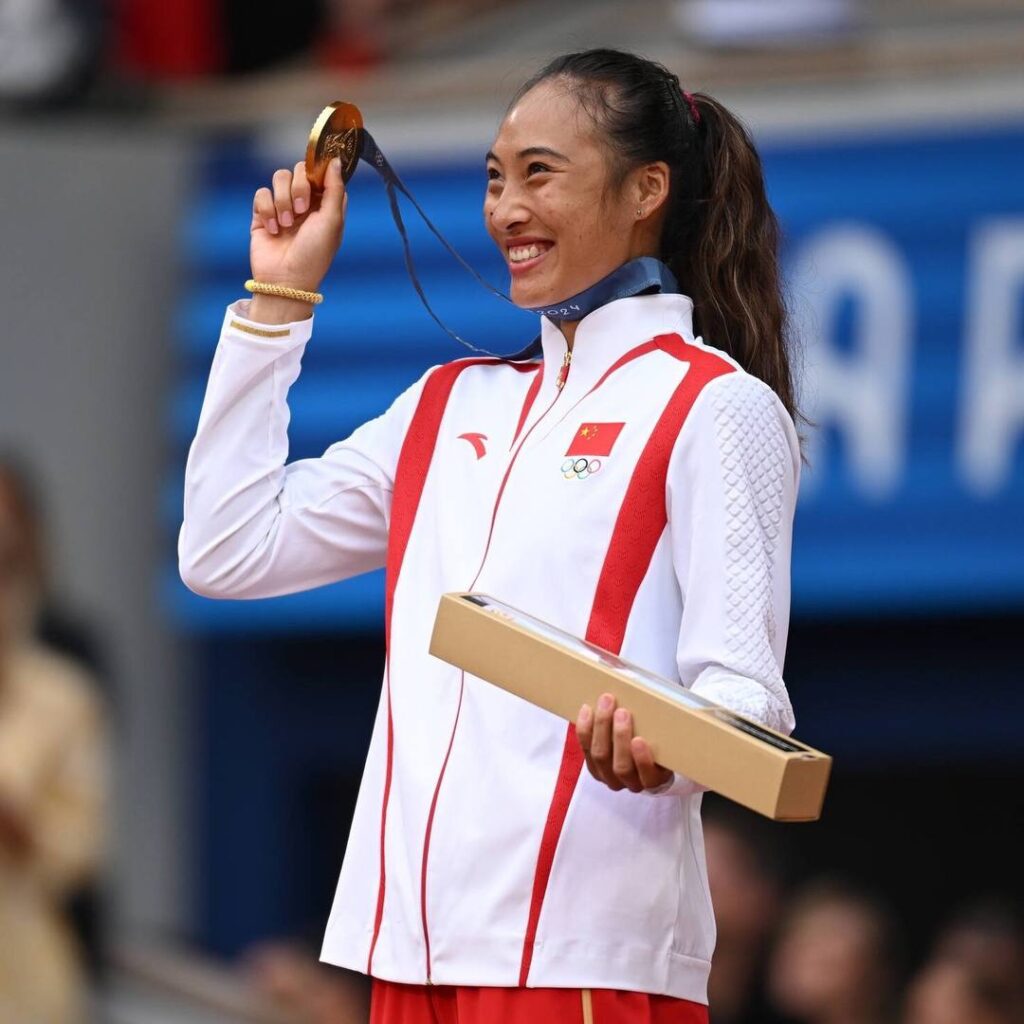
[0,453,48,597]
[0,453,48,651]
[510,49,801,429]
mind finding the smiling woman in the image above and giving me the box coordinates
[485,89,667,340]
[179,47,804,1024]
[485,50,799,415]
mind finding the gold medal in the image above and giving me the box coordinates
[306,101,364,190]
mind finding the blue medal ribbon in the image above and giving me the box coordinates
[357,131,680,357]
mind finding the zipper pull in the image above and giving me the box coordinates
[556,348,572,390]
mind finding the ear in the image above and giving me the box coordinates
[634,161,671,218]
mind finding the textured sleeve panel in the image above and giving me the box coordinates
[666,369,801,737]
[178,301,433,600]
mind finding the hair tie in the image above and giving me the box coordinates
[681,89,701,126]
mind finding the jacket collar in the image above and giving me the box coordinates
[538,292,698,392]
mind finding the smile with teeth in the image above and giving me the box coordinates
[509,242,553,263]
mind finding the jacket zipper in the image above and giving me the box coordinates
[419,342,573,984]
[555,348,572,390]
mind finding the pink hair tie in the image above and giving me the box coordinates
[682,89,701,126]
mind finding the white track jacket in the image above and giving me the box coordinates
[178,291,801,1004]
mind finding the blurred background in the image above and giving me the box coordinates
[1,0,1022,1021]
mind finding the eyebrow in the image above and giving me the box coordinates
[485,146,571,164]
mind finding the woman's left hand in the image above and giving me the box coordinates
[576,693,673,793]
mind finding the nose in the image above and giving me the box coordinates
[486,179,531,234]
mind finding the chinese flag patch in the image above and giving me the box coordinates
[566,422,625,456]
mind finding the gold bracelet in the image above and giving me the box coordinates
[244,279,324,305]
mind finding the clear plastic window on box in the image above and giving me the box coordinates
[463,594,808,755]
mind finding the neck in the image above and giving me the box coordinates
[559,319,579,351]
[529,257,680,343]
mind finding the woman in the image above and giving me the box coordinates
[179,48,802,1024]
[767,881,901,1024]
[0,458,109,1024]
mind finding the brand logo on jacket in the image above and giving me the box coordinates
[458,432,488,459]
[560,422,624,480]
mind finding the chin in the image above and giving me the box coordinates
[509,276,567,311]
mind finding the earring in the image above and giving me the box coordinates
[636,206,643,218]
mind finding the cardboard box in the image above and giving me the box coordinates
[429,592,831,822]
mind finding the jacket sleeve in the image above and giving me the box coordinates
[649,370,801,797]
[178,300,430,600]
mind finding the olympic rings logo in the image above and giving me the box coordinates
[561,456,602,480]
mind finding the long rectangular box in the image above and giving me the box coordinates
[429,593,831,821]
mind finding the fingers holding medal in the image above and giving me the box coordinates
[251,160,327,237]
[246,100,360,305]
[250,98,359,244]
[249,157,348,295]
[273,168,297,230]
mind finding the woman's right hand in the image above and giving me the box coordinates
[249,156,348,299]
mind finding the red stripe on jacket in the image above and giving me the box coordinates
[510,363,543,449]
[368,358,497,973]
[517,335,735,985]
[367,356,538,974]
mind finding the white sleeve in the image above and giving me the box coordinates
[177,300,431,600]
[649,370,801,798]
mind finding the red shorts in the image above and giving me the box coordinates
[370,978,709,1024]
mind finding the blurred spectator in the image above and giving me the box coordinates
[902,962,1018,1024]
[902,902,1024,1024]
[703,797,791,1024]
[0,455,110,1024]
[0,0,106,108]
[767,878,901,1024]
[931,902,1024,1001]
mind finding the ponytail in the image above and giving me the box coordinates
[511,49,803,433]
[673,92,800,427]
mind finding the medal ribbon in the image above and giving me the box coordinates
[357,131,680,357]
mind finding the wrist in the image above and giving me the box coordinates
[247,294,314,324]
